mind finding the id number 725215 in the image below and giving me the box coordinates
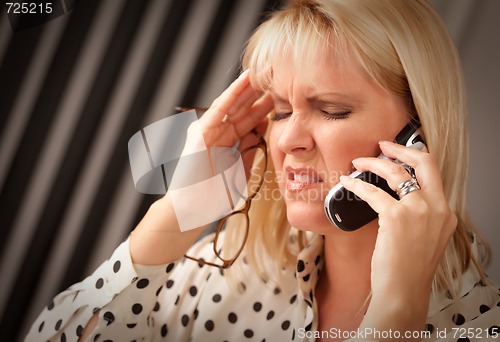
[5,2,53,14]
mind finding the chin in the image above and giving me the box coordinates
[285,200,332,234]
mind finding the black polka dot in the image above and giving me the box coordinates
[457,338,470,342]
[244,329,254,338]
[181,314,189,327]
[452,313,465,325]
[156,286,162,296]
[175,295,180,305]
[488,325,500,336]
[205,320,214,331]
[305,321,312,331]
[253,302,262,312]
[302,274,310,282]
[315,255,321,265]
[425,324,434,334]
[166,263,175,273]
[228,312,237,323]
[161,324,168,337]
[127,323,136,329]
[290,294,297,304]
[267,311,275,320]
[55,319,62,330]
[60,332,66,342]
[136,278,149,289]
[153,302,160,311]
[96,278,104,289]
[274,287,281,295]
[113,260,121,273]
[132,303,143,315]
[93,334,100,341]
[297,259,305,272]
[189,286,198,296]
[103,311,115,325]
[47,301,54,310]
[213,294,222,302]
[282,320,290,330]
[166,280,174,288]
[479,304,490,313]
[38,321,44,332]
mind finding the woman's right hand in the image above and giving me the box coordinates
[129,70,272,266]
[197,69,273,150]
[82,71,273,341]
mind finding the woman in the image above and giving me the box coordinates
[27,0,499,341]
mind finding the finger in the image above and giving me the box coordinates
[206,70,252,125]
[379,141,443,191]
[339,175,396,214]
[352,157,413,191]
[227,84,260,119]
[238,119,268,151]
[234,92,273,137]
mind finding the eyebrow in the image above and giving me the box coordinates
[269,89,356,104]
[269,93,289,105]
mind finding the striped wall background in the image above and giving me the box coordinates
[0,0,279,339]
[0,0,499,341]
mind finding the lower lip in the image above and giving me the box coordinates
[286,180,323,192]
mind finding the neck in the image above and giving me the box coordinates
[317,220,378,300]
[315,220,378,334]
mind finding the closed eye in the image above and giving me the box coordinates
[321,110,351,120]
[270,112,292,122]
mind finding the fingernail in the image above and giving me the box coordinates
[379,140,393,146]
[238,69,249,78]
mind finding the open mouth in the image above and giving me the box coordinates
[286,167,324,191]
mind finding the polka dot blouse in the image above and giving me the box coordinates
[26,233,500,341]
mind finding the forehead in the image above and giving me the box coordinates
[267,47,369,98]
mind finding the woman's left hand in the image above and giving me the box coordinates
[339,140,457,337]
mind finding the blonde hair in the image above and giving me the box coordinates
[225,0,490,297]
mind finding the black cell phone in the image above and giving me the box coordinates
[324,119,425,231]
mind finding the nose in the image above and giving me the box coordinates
[276,112,315,156]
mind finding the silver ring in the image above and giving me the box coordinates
[221,114,230,123]
[394,160,416,178]
[396,177,420,199]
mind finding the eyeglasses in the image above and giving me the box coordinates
[177,107,268,269]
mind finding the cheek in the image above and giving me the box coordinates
[319,131,380,184]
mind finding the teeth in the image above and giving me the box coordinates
[294,174,314,182]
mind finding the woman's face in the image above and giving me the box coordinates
[268,52,410,234]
